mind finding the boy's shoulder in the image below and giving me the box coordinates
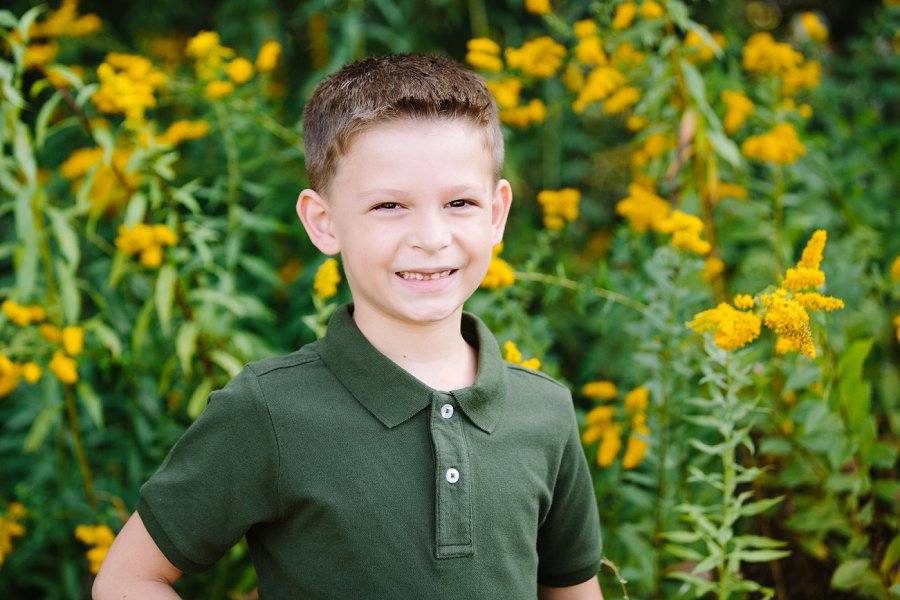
[243,342,322,379]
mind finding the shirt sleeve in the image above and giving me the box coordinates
[137,366,281,573]
[536,401,603,587]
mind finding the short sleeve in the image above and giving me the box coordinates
[536,403,603,587]
[137,367,281,573]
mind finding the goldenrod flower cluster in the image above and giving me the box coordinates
[715,182,748,202]
[721,90,755,134]
[186,31,234,78]
[0,503,26,568]
[702,256,725,282]
[499,99,547,128]
[504,341,541,370]
[684,28,726,62]
[485,79,522,110]
[313,258,341,300]
[505,37,567,79]
[800,12,829,43]
[615,182,672,233]
[656,210,711,255]
[573,67,626,114]
[610,41,645,68]
[741,122,806,164]
[115,223,178,268]
[255,40,282,72]
[603,86,641,115]
[481,244,515,290]
[612,3,638,30]
[45,325,84,384]
[582,385,651,469]
[2,300,46,327]
[575,37,607,67]
[91,53,167,124]
[465,38,503,73]
[687,301,763,351]
[891,256,900,282]
[631,132,670,168]
[29,0,101,39]
[75,524,115,575]
[157,120,210,146]
[525,0,551,15]
[688,231,843,358]
[537,188,580,230]
[781,61,821,96]
[742,32,804,74]
[582,380,617,401]
[60,146,138,216]
[0,353,23,398]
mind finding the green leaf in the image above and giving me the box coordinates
[739,496,784,517]
[76,381,104,430]
[35,90,64,148]
[838,338,874,429]
[680,59,708,107]
[24,403,61,452]
[831,558,871,590]
[49,207,80,268]
[737,549,791,563]
[90,320,122,361]
[187,378,214,420]
[155,264,177,336]
[55,258,80,323]
[209,349,244,379]
[881,534,900,576]
[662,530,701,543]
[176,321,199,376]
[707,130,742,168]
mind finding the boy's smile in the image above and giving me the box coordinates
[297,119,512,335]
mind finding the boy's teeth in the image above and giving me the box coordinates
[400,270,452,280]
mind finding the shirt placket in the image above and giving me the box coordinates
[430,392,474,558]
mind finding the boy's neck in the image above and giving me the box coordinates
[351,307,478,392]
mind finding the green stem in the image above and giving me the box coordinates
[63,385,97,507]
[512,270,648,313]
[773,166,785,277]
[718,354,734,600]
[467,0,489,38]
[213,102,242,269]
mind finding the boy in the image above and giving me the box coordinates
[95,54,604,599]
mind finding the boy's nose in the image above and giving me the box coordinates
[409,209,451,252]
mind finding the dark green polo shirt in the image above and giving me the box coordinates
[138,305,602,597]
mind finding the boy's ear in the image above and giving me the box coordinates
[490,178,513,246]
[296,189,341,255]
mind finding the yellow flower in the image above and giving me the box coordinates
[536,188,580,229]
[800,12,828,42]
[794,292,844,312]
[781,61,820,96]
[30,0,101,38]
[525,0,551,15]
[159,120,210,146]
[626,115,647,131]
[226,57,254,84]
[574,19,597,39]
[687,302,763,351]
[721,90,755,134]
[775,336,794,355]
[75,525,115,575]
[742,32,804,74]
[572,66,625,113]
[782,267,825,291]
[891,256,900,282]
[499,98,547,128]
[603,86,641,115]
[23,43,59,68]
[582,406,615,444]
[582,381,617,401]
[613,2,637,30]
[40,324,61,343]
[702,256,725,282]
[716,182,748,201]
[313,258,341,299]
[485,79,522,110]
[2,301,42,327]
[91,53,167,124]
[656,210,711,255]
[797,230,826,270]
[685,29,726,62]
[205,80,235,100]
[624,386,649,412]
[639,1,664,19]
[61,326,84,356]
[631,131,670,167]
[255,40,282,72]
[760,289,815,358]
[610,41,645,67]
[481,244,515,290]
[622,423,650,469]
[466,38,504,72]
[505,37,566,78]
[615,183,672,233]
[504,341,540,370]
[22,363,42,384]
[597,425,623,466]
[49,351,78,385]
[734,294,755,310]
[0,354,22,398]
[574,37,607,66]
[0,503,26,568]
[741,122,806,164]
[116,224,177,267]
[894,315,900,345]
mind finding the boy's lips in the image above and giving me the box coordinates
[396,269,457,281]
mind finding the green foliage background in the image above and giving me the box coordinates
[1,0,899,598]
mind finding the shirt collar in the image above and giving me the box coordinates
[316,304,507,433]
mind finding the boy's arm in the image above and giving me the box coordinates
[538,575,604,600]
[93,512,183,599]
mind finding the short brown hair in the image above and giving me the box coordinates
[302,54,504,192]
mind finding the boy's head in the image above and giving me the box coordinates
[302,53,504,194]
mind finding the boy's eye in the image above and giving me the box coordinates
[447,199,473,208]
[373,202,400,210]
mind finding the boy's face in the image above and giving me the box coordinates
[297,119,512,332]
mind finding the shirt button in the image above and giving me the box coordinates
[446,468,460,484]
[440,404,454,419]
